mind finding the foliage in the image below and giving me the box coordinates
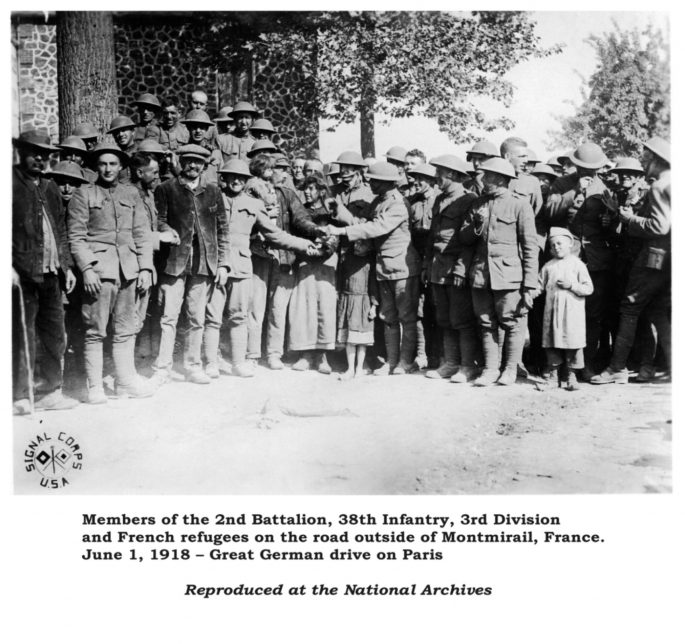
[549,22,670,158]
[187,11,561,144]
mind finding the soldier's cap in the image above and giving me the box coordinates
[466,140,499,159]
[273,154,291,169]
[643,136,670,164]
[72,123,99,139]
[90,141,130,164]
[107,115,136,134]
[218,159,252,178]
[385,146,408,164]
[429,154,471,177]
[213,107,234,123]
[407,162,436,179]
[229,101,260,118]
[366,161,401,182]
[250,118,276,134]
[479,156,517,180]
[46,161,89,184]
[546,156,563,169]
[326,162,340,176]
[178,144,211,161]
[611,157,644,174]
[137,139,167,156]
[247,139,278,158]
[548,227,574,242]
[181,110,214,127]
[133,93,162,110]
[526,149,541,164]
[531,163,558,179]
[335,151,366,167]
[57,136,88,153]
[570,142,608,170]
[558,151,574,165]
[12,130,58,152]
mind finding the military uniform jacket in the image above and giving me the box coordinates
[154,176,228,277]
[13,166,72,283]
[510,173,545,250]
[337,188,422,281]
[545,174,616,271]
[134,118,161,145]
[223,192,312,280]
[335,178,374,219]
[424,183,478,285]
[460,187,538,291]
[158,122,189,151]
[217,133,255,163]
[621,169,670,271]
[68,180,153,281]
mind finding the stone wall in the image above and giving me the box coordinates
[13,19,59,140]
[11,13,320,156]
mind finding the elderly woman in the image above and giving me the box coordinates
[288,174,339,373]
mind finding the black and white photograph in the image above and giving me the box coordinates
[10,9,671,495]
[4,6,680,643]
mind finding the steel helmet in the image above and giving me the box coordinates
[250,118,277,134]
[326,163,340,176]
[570,142,607,170]
[57,136,87,153]
[181,110,214,127]
[47,161,89,184]
[106,116,136,134]
[219,159,252,178]
[612,157,644,174]
[643,136,670,164]
[90,141,130,163]
[228,101,260,118]
[479,157,517,179]
[466,140,499,159]
[72,123,99,139]
[213,107,234,123]
[407,162,436,179]
[526,149,541,164]
[133,93,162,110]
[137,139,167,156]
[385,146,408,163]
[366,161,401,182]
[246,139,278,158]
[531,163,558,179]
[336,151,366,167]
[429,154,471,177]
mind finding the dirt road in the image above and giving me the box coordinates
[13,363,671,495]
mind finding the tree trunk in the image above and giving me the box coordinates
[360,101,375,158]
[56,12,117,141]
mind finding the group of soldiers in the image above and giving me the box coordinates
[12,88,671,413]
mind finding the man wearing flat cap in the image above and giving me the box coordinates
[151,144,229,385]
[217,101,259,163]
[67,142,154,404]
[12,131,79,413]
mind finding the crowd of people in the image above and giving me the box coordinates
[11,89,671,414]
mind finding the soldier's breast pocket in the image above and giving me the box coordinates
[493,255,523,283]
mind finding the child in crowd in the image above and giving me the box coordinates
[336,239,378,380]
[537,227,594,390]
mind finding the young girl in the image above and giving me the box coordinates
[336,237,378,380]
[538,227,594,390]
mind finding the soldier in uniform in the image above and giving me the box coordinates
[464,140,499,196]
[72,122,99,151]
[422,155,480,382]
[180,110,222,185]
[132,92,162,145]
[107,115,138,184]
[213,107,234,136]
[217,101,259,163]
[545,142,615,378]
[592,136,671,384]
[334,151,374,217]
[151,144,229,385]
[204,160,317,378]
[12,131,79,414]
[460,157,538,386]
[250,118,278,141]
[158,97,189,155]
[57,136,97,183]
[67,142,154,403]
[326,162,422,375]
[403,149,426,198]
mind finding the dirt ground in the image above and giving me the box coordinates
[13,355,671,495]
